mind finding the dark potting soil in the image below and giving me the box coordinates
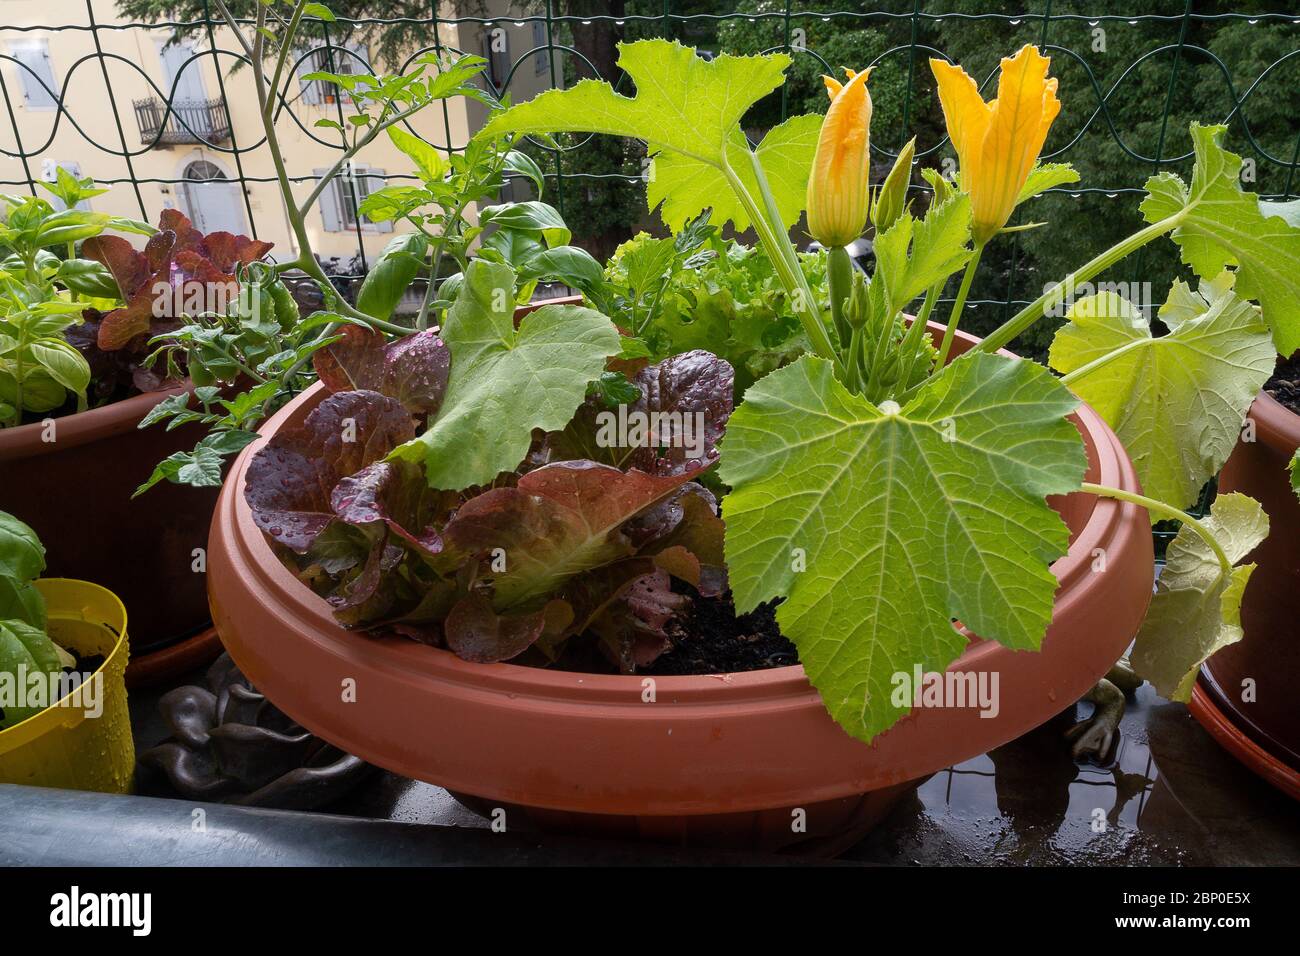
[1265,352,1300,415]
[536,591,799,676]
[0,651,105,726]
[74,653,106,681]
[643,594,799,675]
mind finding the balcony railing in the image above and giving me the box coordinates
[133,97,232,146]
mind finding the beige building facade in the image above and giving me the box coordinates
[0,0,554,267]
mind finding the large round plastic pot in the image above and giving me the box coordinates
[209,326,1154,854]
[1197,389,1300,793]
[0,387,221,684]
[0,579,134,793]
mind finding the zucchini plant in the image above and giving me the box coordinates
[471,39,1297,741]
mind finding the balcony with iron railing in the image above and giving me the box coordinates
[133,97,232,146]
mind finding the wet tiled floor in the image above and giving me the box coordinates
[843,684,1299,864]
[131,671,1300,864]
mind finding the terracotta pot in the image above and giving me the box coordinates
[208,326,1154,853]
[0,386,221,684]
[1198,389,1300,791]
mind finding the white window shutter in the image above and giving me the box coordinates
[345,41,370,75]
[363,168,392,232]
[12,41,57,109]
[316,167,342,231]
[297,49,323,106]
[533,22,549,76]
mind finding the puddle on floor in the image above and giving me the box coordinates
[841,684,1300,865]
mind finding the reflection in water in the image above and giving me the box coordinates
[843,684,1300,865]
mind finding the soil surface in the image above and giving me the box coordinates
[0,651,105,726]
[644,594,799,675]
[1265,352,1300,415]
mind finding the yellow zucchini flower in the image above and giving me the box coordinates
[806,67,873,248]
[930,45,1061,244]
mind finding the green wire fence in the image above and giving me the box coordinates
[2,4,1297,279]
[2,2,1293,542]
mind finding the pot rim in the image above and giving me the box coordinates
[1248,389,1300,455]
[217,336,1140,707]
[0,578,128,752]
[0,384,191,462]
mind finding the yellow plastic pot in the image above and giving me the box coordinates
[0,579,134,793]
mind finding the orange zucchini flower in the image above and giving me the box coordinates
[806,68,873,248]
[929,45,1061,244]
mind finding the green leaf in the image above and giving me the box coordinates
[0,619,64,727]
[37,166,108,209]
[1016,162,1079,204]
[35,210,112,248]
[587,370,641,408]
[105,217,156,237]
[1290,449,1300,503]
[717,351,1086,741]
[648,113,821,232]
[0,578,45,630]
[355,231,428,322]
[480,39,790,168]
[55,258,120,298]
[0,510,45,581]
[1141,124,1300,355]
[872,193,973,316]
[1050,284,1275,512]
[29,341,90,394]
[138,392,193,430]
[302,2,335,20]
[517,245,605,296]
[1131,493,1268,702]
[389,260,621,490]
[482,228,544,267]
[479,201,570,248]
[356,185,428,223]
[503,150,545,198]
[133,430,258,497]
[619,235,677,293]
[387,126,445,183]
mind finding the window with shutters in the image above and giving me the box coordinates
[316,164,392,232]
[532,22,549,77]
[298,42,369,107]
[480,26,510,89]
[9,39,58,110]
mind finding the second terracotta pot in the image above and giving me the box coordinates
[208,325,1155,853]
[1199,389,1300,787]
[0,387,222,684]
